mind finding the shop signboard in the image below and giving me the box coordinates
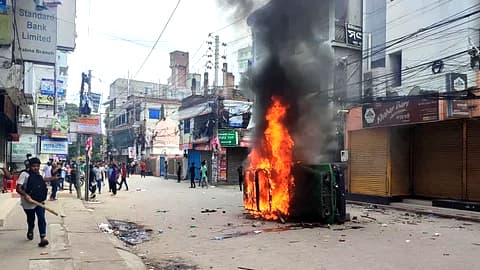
[14,0,57,64]
[40,137,68,154]
[346,24,362,47]
[11,142,37,162]
[446,73,469,118]
[218,130,238,147]
[362,99,439,128]
[77,116,102,135]
[40,78,65,96]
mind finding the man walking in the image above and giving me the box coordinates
[16,158,57,247]
[94,164,103,194]
[200,160,208,188]
[164,161,168,179]
[118,163,129,191]
[237,165,244,191]
[189,162,196,188]
[108,163,119,196]
[49,162,59,201]
[177,162,182,183]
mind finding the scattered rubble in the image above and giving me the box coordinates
[201,209,217,213]
[108,219,152,246]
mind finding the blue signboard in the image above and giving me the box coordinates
[0,0,6,13]
[40,79,66,96]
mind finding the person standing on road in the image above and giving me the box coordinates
[189,162,196,188]
[200,160,208,188]
[48,162,59,201]
[140,160,147,178]
[16,157,57,247]
[164,161,168,179]
[94,164,103,194]
[69,162,78,194]
[118,163,129,191]
[88,164,97,199]
[60,162,66,191]
[237,165,244,191]
[177,162,182,183]
[108,163,119,196]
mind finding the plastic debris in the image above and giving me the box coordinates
[405,240,411,243]
[99,223,113,233]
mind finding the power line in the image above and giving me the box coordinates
[134,0,182,79]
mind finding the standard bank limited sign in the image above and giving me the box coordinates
[14,0,57,64]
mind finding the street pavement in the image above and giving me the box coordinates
[83,175,480,270]
[0,188,144,270]
[1,175,480,269]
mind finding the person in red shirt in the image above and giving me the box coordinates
[118,163,129,191]
[140,161,146,178]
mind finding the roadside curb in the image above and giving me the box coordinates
[347,200,480,223]
[0,193,18,227]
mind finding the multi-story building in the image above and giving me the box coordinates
[169,50,191,99]
[105,78,181,164]
[237,46,253,75]
[1,0,76,168]
[346,0,480,206]
[174,94,252,184]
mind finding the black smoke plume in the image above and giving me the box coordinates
[247,0,337,163]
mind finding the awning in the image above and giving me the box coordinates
[170,102,212,120]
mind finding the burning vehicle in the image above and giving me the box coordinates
[237,0,348,223]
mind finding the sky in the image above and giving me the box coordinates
[66,0,257,105]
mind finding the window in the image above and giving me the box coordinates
[184,119,191,134]
[149,108,161,119]
[390,52,402,87]
[335,0,348,24]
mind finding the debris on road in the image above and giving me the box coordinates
[405,240,411,243]
[201,209,217,213]
[238,267,256,270]
[433,232,441,237]
[156,210,169,213]
[108,219,152,246]
[99,223,113,233]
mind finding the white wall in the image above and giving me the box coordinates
[383,0,479,95]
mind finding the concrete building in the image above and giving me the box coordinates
[346,0,480,206]
[1,0,76,168]
[105,79,181,164]
[237,46,253,75]
[169,51,191,99]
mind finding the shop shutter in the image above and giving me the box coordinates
[413,121,462,199]
[467,120,480,201]
[390,127,410,196]
[350,128,388,196]
[226,148,249,184]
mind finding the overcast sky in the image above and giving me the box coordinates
[66,0,258,104]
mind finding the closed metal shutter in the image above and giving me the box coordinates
[226,148,249,184]
[390,127,410,196]
[467,120,480,201]
[350,128,388,196]
[413,121,462,199]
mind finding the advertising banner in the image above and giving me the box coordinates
[50,115,69,139]
[40,137,68,154]
[14,0,57,64]
[90,93,101,113]
[77,116,102,135]
[37,94,62,105]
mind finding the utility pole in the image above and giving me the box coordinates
[213,35,220,94]
[53,63,58,115]
[84,70,92,201]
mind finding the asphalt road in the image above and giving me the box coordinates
[85,175,480,270]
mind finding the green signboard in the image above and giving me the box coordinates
[218,130,238,147]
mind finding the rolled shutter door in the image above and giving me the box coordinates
[467,120,480,201]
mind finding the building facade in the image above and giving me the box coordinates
[346,0,480,206]
[1,0,76,169]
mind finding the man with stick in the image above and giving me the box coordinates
[16,157,58,247]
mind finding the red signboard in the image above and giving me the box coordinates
[362,99,439,128]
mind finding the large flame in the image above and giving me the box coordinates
[245,96,295,220]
